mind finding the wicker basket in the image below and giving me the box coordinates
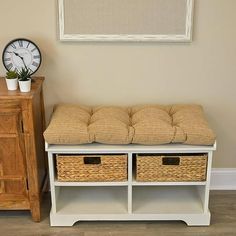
[56,154,127,182]
[136,154,207,182]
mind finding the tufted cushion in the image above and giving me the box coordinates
[44,104,216,145]
[43,104,91,144]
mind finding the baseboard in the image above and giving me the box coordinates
[210,168,236,190]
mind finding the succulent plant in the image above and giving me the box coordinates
[6,70,18,79]
[18,67,31,81]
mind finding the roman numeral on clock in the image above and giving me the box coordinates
[33,55,40,59]
[4,58,11,62]
[18,40,23,47]
[11,43,16,49]
[6,63,13,70]
[32,61,39,67]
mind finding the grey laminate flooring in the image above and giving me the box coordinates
[0,191,235,236]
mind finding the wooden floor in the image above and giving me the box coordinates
[0,191,235,236]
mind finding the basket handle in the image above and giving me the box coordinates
[84,156,101,164]
[162,156,180,165]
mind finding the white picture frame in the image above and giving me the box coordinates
[58,0,194,42]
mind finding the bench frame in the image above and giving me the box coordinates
[46,142,216,226]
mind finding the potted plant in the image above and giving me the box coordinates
[5,70,18,90]
[18,67,32,92]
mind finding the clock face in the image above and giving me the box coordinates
[2,38,42,75]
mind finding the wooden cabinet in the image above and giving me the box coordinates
[0,77,47,222]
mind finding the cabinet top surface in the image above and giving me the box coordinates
[0,77,44,99]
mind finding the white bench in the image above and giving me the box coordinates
[46,142,216,227]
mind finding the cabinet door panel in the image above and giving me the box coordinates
[0,101,21,134]
[0,104,28,198]
[0,114,19,134]
[0,137,28,196]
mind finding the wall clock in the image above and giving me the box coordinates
[2,38,42,75]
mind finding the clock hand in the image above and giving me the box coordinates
[13,52,27,68]
[13,51,22,59]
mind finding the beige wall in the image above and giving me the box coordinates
[0,0,236,167]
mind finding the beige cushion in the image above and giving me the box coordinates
[43,104,91,144]
[89,106,133,144]
[44,104,216,145]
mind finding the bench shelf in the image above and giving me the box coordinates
[46,143,216,226]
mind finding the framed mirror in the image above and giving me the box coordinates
[58,0,194,42]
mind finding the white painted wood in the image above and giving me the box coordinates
[210,168,236,190]
[54,180,128,187]
[127,153,133,214]
[59,34,193,42]
[132,186,203,214]
[58,0,65,41]
[56,186,128,214]
[196,185,206,213]
[50,211,210,227]
[48,152,57,214]
[58,0,194,42]
[132,180,207,186]
[54,187,61,212]
[203,151,213,212]
[46,142,215,226]
[185,0,194,41]
[46,143,216,153]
